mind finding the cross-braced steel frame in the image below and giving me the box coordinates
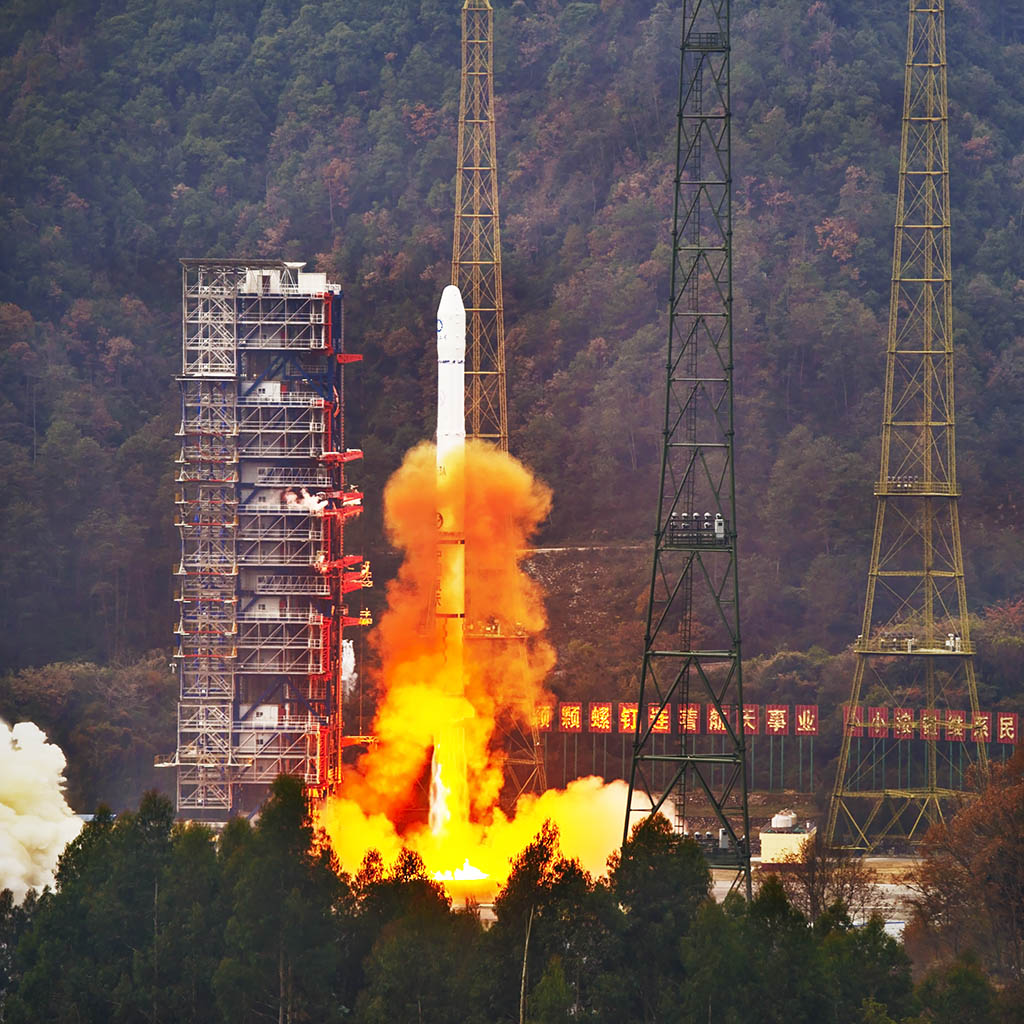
[453,0,545,802]
[624,0,751,897]
[171,259,368,818]
[827,1,987,853]
[452,0,508,451]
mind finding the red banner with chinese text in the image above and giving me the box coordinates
[765,705,789,735]
[559,702,582,733]
[707,704,728,734]
[997,712,1018,744]
[679,703,701,734]
[588,702,613,734]
[794,705,818,737]
[618,702,639,735]
[843,704,865,738]
[972,712,992,743]
[868,706,889,739]
[893,708,914,739]
[647,704,671,734]
[534,703,554,733]
[944,710,966,742]
[742,705,760,735]
[920,710,940,741]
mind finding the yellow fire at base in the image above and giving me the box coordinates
[319,442,631,900]
[432,858,488,882]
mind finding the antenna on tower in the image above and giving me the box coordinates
[827,0,988,853]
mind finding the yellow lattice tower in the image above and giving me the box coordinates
[827,0,987,853]
[452,0,507,451]
[452,0,544,801]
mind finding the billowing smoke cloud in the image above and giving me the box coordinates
[0,719,82,901]
[281,486,329,512]
[341,638,357,698]
[319,441,630,898]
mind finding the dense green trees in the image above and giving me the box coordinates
[10,789,1024,1023]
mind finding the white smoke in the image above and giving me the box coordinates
[341,638,357,698]
[282,486,329,512]
[0,719,82,901]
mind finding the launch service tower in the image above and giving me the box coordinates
[168,259,369,819]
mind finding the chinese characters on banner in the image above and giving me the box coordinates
[972,712,991,743]
[944,710,965,741]
[534,703,554,733]
[707,705,728,735]
[868,706,889,739]
[588,702,613,734]
[920,710,940,741]
[997,712,1018,744]
[526,702,1017,741]
[795,705,819,737]
[618,703,638,735]
[559,702,582,733]
[893,707,914,739]
[679,703,701,734]
[647,704,671,734]
[766,705,789,735]
[843,704,865,738]
[743,705,760,735]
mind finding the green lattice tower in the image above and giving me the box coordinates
[624,0,751,898]
[826,0,987,853]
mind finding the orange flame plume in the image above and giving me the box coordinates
[318,440,630,899]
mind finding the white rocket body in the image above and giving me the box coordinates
[435,284,466,684]
[431,285,469,835]
[437,284,467,471]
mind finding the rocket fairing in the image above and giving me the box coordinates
[436,285,467,468]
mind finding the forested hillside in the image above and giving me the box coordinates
[2,0,1023,805]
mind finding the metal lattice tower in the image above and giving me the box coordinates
[624,0,750,896]
[166,259,369,819]
[452,0,508,452]
[452,0,544,802]
[827,0,987,852]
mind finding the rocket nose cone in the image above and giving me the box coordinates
[437,285,466,361]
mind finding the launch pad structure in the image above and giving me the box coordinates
[166,258,370,819]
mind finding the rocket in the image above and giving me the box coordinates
[435,285,467,681]
[431,285,469,835]
[436,284,467,479]
[432,284,468,675]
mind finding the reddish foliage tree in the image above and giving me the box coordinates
[904,748,1024,982]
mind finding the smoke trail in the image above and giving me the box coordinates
[0,719,82,901]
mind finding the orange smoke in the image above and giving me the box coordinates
[318,441,629,898]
